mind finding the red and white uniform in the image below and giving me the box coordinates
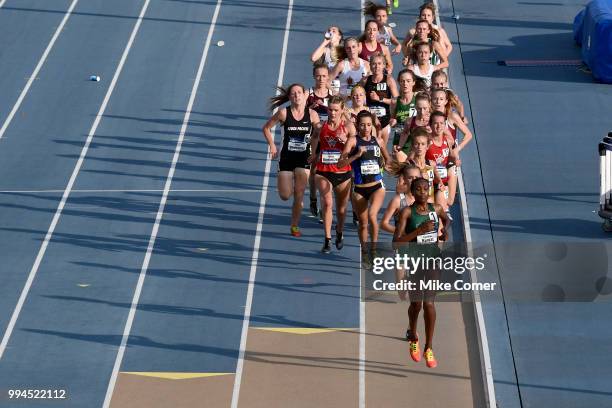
[316,122,352,173]
[426,137,451,184]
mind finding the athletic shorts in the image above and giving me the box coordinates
[317,171,352,188]
[354,182,384,201]
[278,152,309,172]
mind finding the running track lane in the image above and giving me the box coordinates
[0,1,219,406]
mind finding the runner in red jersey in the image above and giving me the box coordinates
[310,96,356,253]
[426,111,459,212]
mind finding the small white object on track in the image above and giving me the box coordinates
[217,40,225,47]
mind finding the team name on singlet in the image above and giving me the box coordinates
[287,126,310,131]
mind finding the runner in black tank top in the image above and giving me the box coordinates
[361,54,398,146]
[262,84,321,238]
[279,106,312,172]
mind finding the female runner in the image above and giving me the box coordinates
[431,87,472,155]
[358,20,394,74]
[363,1,401,54]
[307,63,333,217]
[405,41,447,87]
[338,111,391,255]
[310,26,344,68]
[262,84,321,237]
[402,19,447,67]
[408,2,452,55]
[330,38,370,96]
[361,54,398,145]
[394,177,450,368]
[395,92,432,161]
[310,96,356,253]
[431,70,467,124]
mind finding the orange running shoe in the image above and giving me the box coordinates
[408,337,421,362]
[424,348,437,368]
[290,226,301,237]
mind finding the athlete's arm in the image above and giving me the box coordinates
[449,111,472,153]
[438,27,453,55]
[387,77,399,101]
[434,45,449,70]
[388,98,398,128]
[377,135,393,167]
[381,195,400,233]
[434,203,450,241]
[311,39,330,63]
[262,108,286,159]
[338,137,358,167]
[330,60,344,80]
[388,27,402,54]
[308,123,319,164]
[382,45,394,74]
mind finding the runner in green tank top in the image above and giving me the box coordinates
[390,70,420,159]
[393,177,450,369]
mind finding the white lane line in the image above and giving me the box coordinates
[432,0,497,406]
[0,1,7,9]
[359,251,365,408]
[0,188,262,194]
[360,0,365,30]
[230,1,293,407]
[0,0,152,360]
[0,0,79,141]
[101,0,224,406]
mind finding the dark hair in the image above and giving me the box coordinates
[411,126,430,141]
[312,63,329,76]
[268,83,305,111]
[363,1,387,17]
[397,69,427,93]
[414,19,440,42]
[410,177,430,195]
[388,161,419,178]
[430,110,446,123]
[356,109,376,126]
[360,19,379,42]
[420,2,437,15]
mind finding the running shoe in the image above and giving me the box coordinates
[335,229,344,250]
[393,0,398,8]
[409,337,421,362]
[290,226,301,237]
[446,210,453,221]
[318,209,323,224]
[352,211,359,225]
[310,199,318,217]
[321,238,331,253]
[361,250,371,269]
[424,348,437,368]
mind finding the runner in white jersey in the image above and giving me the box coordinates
[330,38,370,96]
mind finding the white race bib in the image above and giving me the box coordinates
[436,165,448,179]
[360,160,380,175]
[321,150,341,164]
[417,232,437,244]
[288,138,307,152]
[370,106,386,117]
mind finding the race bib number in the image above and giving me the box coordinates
[288,139,307,152]
[436,165,448,179]
[428,211,439,223]
[360,160,380,175]
[321,150,341,164]
[426,169,435,181]
[417,232,437,244]
[443,189,449,200]
[376,83,388,92]
[370,106,386,117]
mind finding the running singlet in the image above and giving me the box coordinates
[418,162,436,199]
[446,119,457,142]
[307,88,331,122]
[410,63,434,87]
[407,204,439,244]
[364,74,391,128]
[359,41,383,62]
[392,96,417,146]
[426,137,451,184]
[316,122,352,173]
[281,107,312,160]
[377,25,392,47]
[352,136,383,185]
[338,59,367,96]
